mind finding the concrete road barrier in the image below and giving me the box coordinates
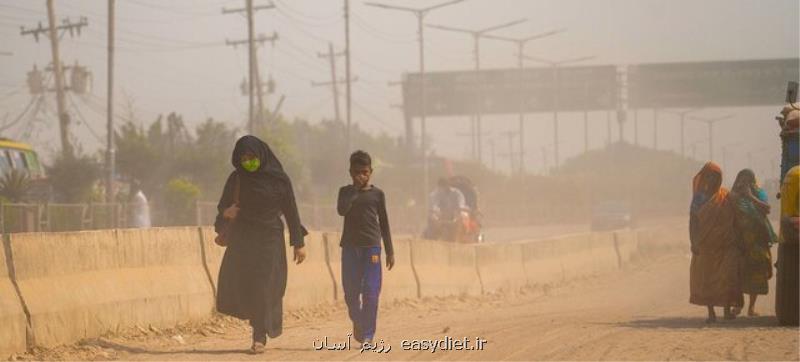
[198,226,224,294]
[411,238,481,298]
[324,232,343,301]
[379,238,418,301]
[10,228,213,348]
[0,237,27,356]
[520,238,564,287]
[549,234,596,281]
[475,242,526,293]
[284,231,337,307]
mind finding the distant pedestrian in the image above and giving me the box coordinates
[336,150,394,347]
[214,135,308,354]
[689,162,743,323]
[129,181,151,228]
[730,169,777,317]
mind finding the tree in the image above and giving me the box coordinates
[46,152,101,203]
[0,169,31,203]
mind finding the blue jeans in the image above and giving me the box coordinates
[341,245,382,341]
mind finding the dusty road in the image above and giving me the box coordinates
[45,251,798,361]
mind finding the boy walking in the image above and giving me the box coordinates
[337,150,395,346]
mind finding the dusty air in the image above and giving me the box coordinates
[0,0,797,360]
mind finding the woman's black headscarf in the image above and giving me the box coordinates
[232,135,289,183]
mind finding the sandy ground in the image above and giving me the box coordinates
[18,251,799,361]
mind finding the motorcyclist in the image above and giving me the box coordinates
[425,178,468,240]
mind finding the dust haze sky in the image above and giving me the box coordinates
[0,0,797,181]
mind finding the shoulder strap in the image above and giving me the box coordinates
[233,172,241,204]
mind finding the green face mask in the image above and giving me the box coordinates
[241,158,260,172]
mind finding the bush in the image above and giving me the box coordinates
[46,153,102,203]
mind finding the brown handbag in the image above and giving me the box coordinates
[214,173,241,247]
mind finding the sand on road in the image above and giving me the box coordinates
[26,252,799,361]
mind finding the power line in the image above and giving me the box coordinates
[67,92,104,144]
[352,99,400,132]
[125,0,218,16]
[0,4,43,15]
[0,95,41,133]
[274,0,340,23]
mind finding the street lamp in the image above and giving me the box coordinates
[426,18,527,165]
[661,108,701,157]
[521,54,596,169]
[689,114,734,162]
[481,28,566,174]
[722,142,743,177]
[689,139,706,160]
[365,0,464,214]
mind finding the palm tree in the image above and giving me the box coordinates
[0,169,31,203]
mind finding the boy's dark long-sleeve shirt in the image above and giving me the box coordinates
[337,185,394,256]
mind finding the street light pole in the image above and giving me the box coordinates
[426,18,527,165]
[365,0,464,214]
[690,114,734,162]
[662,108,700,157]
[521,54,595,169]
[482,28,565,173]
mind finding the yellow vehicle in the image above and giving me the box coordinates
[0,139,45,177]
[0,138,49,201]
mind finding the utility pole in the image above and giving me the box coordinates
[489,139,495,171]
[314,43,346,124]
[522,54,595,168]
[653,108,658,150]
[246,0,256,132]
[223,1,276,133]
[106,0,115,203]
[606,109,612,146]
[343,0,352,152]
[482,28,565,173]
[663,108,699,157]
[691,114,733,162]
[721,142,743,176]
[389,80,413,154]
[456,129,492,162]
[583,81,589,153]
[503,131,518,173]
[427,18,527,164]
[690,140,705,160]
[20,7,87,159]
[633,108,639,146]
[365,0,464,213]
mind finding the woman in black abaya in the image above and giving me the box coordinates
[214,135,307,354]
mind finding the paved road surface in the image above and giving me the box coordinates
[53,252,798,361]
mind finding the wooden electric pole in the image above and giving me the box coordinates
[314,43,345,123]
[223,1,276,133]
[46,0,70,158]
[20,5,88,158]
[343,0,352,152]
[106,0,115,202]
